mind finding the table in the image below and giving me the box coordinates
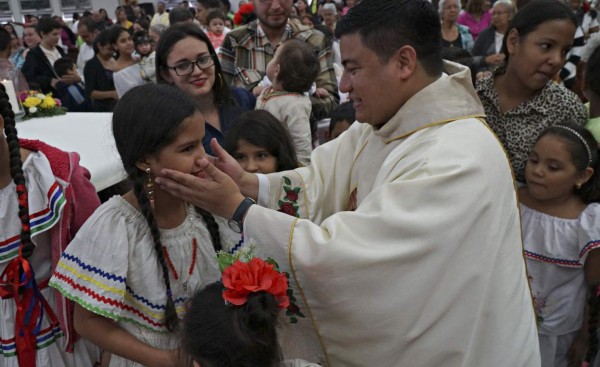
[15,113,126,192]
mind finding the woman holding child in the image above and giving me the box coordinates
[156,23,255,156]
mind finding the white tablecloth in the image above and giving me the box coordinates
[15,113,126,191]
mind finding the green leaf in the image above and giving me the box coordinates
[293,187,300,194]
[277,200,284,206]
[283,176,291,186]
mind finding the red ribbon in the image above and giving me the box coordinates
[0,256,60,367]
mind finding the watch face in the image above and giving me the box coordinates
[228,219,242,233]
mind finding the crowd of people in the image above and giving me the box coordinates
[1,0,600,366]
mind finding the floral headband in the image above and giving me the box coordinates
[217,246,305,323]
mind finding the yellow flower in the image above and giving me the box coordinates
[23,96,42,108]
[40,95,56,109]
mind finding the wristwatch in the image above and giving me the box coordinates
[228,197,256,233]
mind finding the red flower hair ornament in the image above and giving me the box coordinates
[222,258,290,309]
[217,245,305,322]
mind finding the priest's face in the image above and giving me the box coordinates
[338,33,409,127]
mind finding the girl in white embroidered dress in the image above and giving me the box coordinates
[518,124,600,367]
[49,84,240,367]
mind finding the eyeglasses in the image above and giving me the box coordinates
[492,10,510,16]
[166,55,215,76]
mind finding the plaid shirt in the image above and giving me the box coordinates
[219,19,339,120]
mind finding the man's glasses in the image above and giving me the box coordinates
[166,55,216,76]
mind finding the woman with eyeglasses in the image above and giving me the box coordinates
[156,24,256,156]
[109,25,157,98]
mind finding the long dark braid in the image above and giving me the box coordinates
[195,208,222,252]
[1,85,35,260]
[131,169,179,332]
[584,283,600,365]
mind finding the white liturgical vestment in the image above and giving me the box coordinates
[245,61,540,367]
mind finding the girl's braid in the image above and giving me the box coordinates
[1,87,34,259]
[132,169,179,331]
[195,207,222,252]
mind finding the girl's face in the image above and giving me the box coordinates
[209,18,225,35]
[505,19,576,93]
[23,28,40,47]
[114,31,135,55]
[525,135,591,202]
[233,139,278,174]
[144,112,207,184]
[162,36,216,100]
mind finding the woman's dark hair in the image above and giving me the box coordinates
[586,43,600,97]
[224,110,299,172]
[135,18,150,31]
[276,39,319,93]
[183,282,281,367]
[107,25,131,57]
[92,28,111,54]
[464,0,485,15]
[501,0,577,63]
[335,0,443,77]
[155,22,231,107]
[536,124,600,203]
[0,27,11,52]
[112,84,222,331]
[35,17,62,36]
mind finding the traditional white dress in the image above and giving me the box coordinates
[0,152,100,367]
[243,61,541,366]
[521,202,600,367]
[49,196,241,367]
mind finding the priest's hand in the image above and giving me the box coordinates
[157,158,245,219]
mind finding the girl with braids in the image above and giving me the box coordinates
[519,124,600,367]
[49,83,241,367]
[0,81,101,366]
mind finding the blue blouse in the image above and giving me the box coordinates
[203,87,255,156]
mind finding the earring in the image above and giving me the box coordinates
[146,167,155,210]
[576,183,582,190]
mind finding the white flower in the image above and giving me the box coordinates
[29,107,37,113]
[36,93,46,100]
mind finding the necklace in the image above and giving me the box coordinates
[162,238,198,296]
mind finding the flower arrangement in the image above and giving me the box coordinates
[19,91,66,119]
[217,246,305,323]
[234,3,256,26]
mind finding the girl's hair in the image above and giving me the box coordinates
[0,84,34,261]
[584,283,600,365]
[112,84,222,331]
[276,39,319,94]
[464,0,485,15]
[183,282,281,367]
[536,124,600,203]
[224,110,299,172]
[501,0,577,63]
[155,23,231,108]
